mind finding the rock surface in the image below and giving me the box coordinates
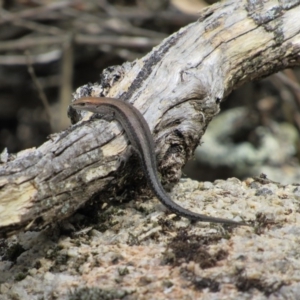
[1,177,300,299]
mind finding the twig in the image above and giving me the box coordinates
[92,9,198,25]
[95,0,119,15]
[76,34,163,49]
[25,50,53,132]
[62,7,167,38]
[0,34,163,52]
[0,36,65,51]
[273,72,300,94]
[0,49,62,65]
[0,0,80,25]
[57,34,73,131]
[272,72,300,132]
[0,8,63,35]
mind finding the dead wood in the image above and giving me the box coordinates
[1,0,300,236]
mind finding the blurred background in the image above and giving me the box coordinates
[1,0,300,184]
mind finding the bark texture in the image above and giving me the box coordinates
[1,0,300,236]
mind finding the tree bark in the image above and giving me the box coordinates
[1,0,300,236]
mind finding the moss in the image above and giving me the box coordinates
[45,246,64,262]
[127,232,140,246]
[91,207,120,233]
[76,200,123,233]
[253,212,276,235]
[118,267,129,276]
[235,269,285,296]
[45,245,64,260]
[5,243,25,262]
[163,228,228,268]
[68,287,130,300]
[111,254,124,265]
[162,280,173,288]
[193,277,220,292]
[55,253,69,265]
[157,218,175,233]
[15,272,27,281]
[180,268,220,293]
[45,245,69,272]
[133,204,155,215]
[72,253,90,274]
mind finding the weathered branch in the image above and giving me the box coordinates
[1,0,300,236]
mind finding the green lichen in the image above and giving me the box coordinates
[118,267,129,276]
[15,272,27,281]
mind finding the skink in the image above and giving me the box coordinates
[72,97,245,225]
